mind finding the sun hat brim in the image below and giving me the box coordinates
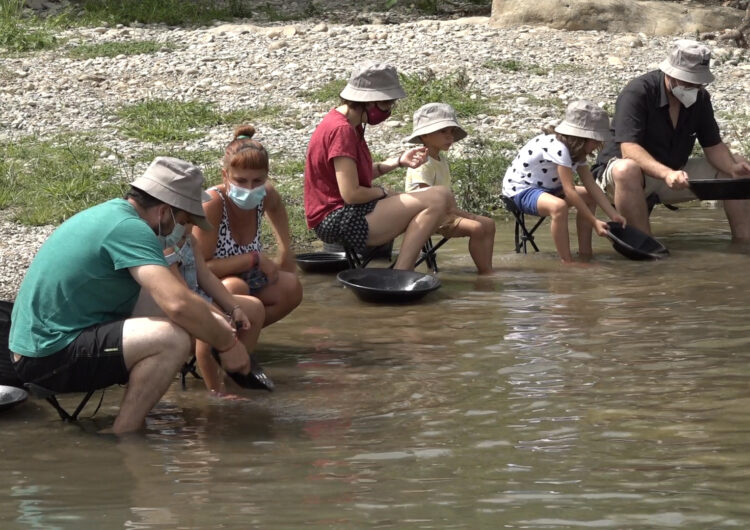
[659,58,714,85]
[339,84,406,102]
[131,176,213,231]
[554,121,612,142]
[405,119,468,144]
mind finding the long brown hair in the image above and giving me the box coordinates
[223,125,269,171]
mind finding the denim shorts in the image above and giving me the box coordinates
[12,320,128,393]
[512,187,564,216]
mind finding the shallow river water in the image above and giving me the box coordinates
[2,206,750,529]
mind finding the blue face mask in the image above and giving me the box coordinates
[157,209,186,250]
[227,181,266,210]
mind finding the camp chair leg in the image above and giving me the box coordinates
[413,237,449,272]
[25,382,96,422]
[502,195,545,254]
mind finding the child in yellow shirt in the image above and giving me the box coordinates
[405,103,495,274]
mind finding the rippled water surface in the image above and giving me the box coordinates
[3,207,750,529]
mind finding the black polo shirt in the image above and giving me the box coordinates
[594,70,722,177]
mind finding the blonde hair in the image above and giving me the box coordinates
[223,125,269,171]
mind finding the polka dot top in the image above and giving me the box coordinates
[502,134,585,197]
[209,188,264,259]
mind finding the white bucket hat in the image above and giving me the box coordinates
[339,61,406,103]
[554,100,612,142]
[405,103,468,144]
[131,156,212,230]
[659,39,714,85]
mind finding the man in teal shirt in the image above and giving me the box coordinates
[10,157,250,433]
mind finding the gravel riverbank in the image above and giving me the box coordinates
[1,12,749,299]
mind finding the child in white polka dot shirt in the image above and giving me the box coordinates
[502,100,626,262]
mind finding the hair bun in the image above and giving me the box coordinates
[233,125,256,140]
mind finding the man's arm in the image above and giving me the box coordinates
[703,142,750,178]
[129,264,248,372]
[621,142,689,189]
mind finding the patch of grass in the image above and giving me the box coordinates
[553,62,588,74]
[0,135,127,225]
[74,0,253,26]
[117,100,219,142]
[394,69,492,125]
[518,93,565,109]
[0,0,57,53]
[301,78,347,104]
[483,59,548,76]
[129,147,223,183]
[67,39,175,59]
[271,158,304,179]
[116,99,273,143]
[483,59,521,71]
[257,1,319,21]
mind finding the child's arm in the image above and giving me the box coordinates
[578,166,626,226]
[192,235,251,330]
[557,165,607,232]
[164,247,188,286]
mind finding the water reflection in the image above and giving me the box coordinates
[2,207,750,527]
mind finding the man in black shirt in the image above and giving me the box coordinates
[594,40,750,239]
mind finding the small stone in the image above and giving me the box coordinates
[312,23,328,33]
[269,40,288,51]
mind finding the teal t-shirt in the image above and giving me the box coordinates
[10,199,168,357]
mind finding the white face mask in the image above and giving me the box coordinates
[671,85,699,108]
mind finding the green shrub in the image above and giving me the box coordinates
[0,0,57,53]
[451,148,511,216]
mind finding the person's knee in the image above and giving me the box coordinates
[549,200,568,219]
[162,324,192,364]
[238,296,265,326]
[223,276,250,295]
[611,159,643,192]
[480,216,496,237]
[429,186,454,213]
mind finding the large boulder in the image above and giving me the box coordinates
[490,0,743,35]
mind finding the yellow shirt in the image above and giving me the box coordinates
[405,155,451,192]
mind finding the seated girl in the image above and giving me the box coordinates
[502,100,626,263]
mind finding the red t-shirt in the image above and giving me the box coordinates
[304,109,374,228]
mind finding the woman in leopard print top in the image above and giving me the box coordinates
[193,125,303,329]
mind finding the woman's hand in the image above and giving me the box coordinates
[258,253,279,285]
[400,146,429,169]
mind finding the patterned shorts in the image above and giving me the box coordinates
[314,200,378,253]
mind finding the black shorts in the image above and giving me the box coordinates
[12,320,129,393]
[313,200,378,253]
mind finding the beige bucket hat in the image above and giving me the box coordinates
[554,100,612,142]
[131,156,212,230]
[339,61,406,102]
[405,103,468,144]
[659,39,714,85]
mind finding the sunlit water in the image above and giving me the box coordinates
[2,205,750,529]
